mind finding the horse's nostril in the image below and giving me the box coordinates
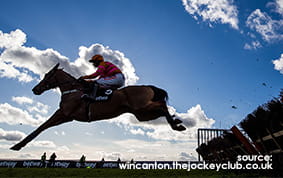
[32,87,41,95]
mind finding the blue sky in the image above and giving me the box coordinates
[0,0,283,161]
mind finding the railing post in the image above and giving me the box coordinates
[231,126,258,154]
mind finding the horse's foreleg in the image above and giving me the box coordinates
[10,109,70,151]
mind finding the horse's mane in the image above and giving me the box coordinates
[58,68,77,81]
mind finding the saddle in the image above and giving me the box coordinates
[78,79,115,102]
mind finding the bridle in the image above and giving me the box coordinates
[39,69,81,93]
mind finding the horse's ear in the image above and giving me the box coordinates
[51,63,60,71]
[54,63,60,69]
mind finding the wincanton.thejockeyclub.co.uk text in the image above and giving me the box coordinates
[119,155,273,171]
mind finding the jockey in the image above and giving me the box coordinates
[79,54,125,100]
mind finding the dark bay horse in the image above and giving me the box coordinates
[10,63,186,151]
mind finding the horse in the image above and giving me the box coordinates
[10,63,186,151]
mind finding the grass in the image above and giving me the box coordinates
[0,168,273,178]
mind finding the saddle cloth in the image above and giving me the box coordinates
[94,88,114,101]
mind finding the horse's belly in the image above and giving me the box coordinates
[88,101,127,120]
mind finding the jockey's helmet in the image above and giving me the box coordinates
[89,54,104,63]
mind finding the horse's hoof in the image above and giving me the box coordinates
[172,124,186,131]
[173,119,182,125]
[10,145,21,151]
[176,125,186,131]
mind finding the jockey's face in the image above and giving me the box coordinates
[92,60,101,67]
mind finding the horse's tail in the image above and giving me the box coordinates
[148,85,168,103]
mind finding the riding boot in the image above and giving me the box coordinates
[81,83,98,101]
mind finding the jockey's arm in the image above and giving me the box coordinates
[81,69,102,79]
[80,64,104,79]
[81,74,97,79]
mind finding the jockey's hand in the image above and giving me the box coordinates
[78,77,85,82]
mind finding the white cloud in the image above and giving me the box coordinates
[98,151,122,161]
[56,145,70,152]
[0,133,198,161]
[27,102,49,115]
[0,142,14,149]
[244,40,262,50]
[277,0,283,11]
[267,0,283,15]
[12,96,33,105]
[0,29,138,85]
[29,140,57,148]
[0,102,44,126]
[53,138,198,161]
[246,9,283,42]
[0,60,34,82]
[273,54,283,74]
[54,131,66,136]
[179,152,197,161]
[0,128,26,141]
[11,96,49,115]
[85,132,93,136]
[182,0,239,29]
[113,139,198,161]
[19,153,35,159]
[109,104,215,141]
[276,0,283,14]
[0,29,26,48]
[130,128,145,135]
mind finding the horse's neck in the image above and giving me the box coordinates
[57,70,82,92]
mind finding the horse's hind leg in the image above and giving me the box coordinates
[165,112,186,131]
[151,102,186,131]
[10,109,71,151]
[134,102,186,131]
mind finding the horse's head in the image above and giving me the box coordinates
[32,63,60,95]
